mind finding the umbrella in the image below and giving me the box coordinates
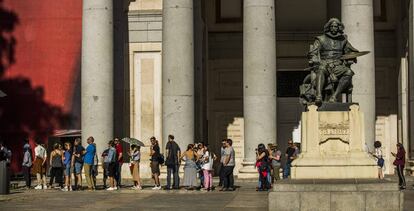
[122,137,145,147]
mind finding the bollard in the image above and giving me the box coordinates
[0,160,10,194]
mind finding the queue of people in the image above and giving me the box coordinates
[16,136,409,192]
[18,135,236,192]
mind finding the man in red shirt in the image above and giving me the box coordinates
[114,138,123,189]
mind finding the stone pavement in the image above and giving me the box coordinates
[0,177,413,211]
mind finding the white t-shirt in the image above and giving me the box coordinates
[202,151,213,170]
[35,145,47,159]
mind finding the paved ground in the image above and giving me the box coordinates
[0,177,413,211]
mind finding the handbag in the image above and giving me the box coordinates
[377,157,384,167]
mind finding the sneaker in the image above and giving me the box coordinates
[136,186,142,190]
[107,187,115,191]
[69,186,73,191]
[131,186,137,190]
[42,185,48,190]
[34,185,42,190]
[152,186,159,190]
[61,187,68,192]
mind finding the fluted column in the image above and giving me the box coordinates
[342,0,376,148]
[240,0,277,177]
[81,0,113,158]
[162,0,194,148]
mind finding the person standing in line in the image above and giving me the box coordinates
[180,144,198,190]
[114,137,123,189]
[72,138,85,190]
[196,143,205,189]
[62,142,72,191]
[221,139,235,191]
[165,135,181,190]
[33,140,48,190]
[105,140,117,191]
[49,143,64,189]
[218,139,227,187]
[269,144,282,183]
[129,144,142,190]
[283,140,296,179]
[201,144,214,191]
[150,137,161,190]
[91,146,99,189]
[392,143,406,190]
[22,144,32,189]
[256,143,271,191]
[370,141,384,179]
[83,136,96,190]
[101,148,109,189]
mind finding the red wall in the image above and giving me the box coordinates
[0,0,82,173]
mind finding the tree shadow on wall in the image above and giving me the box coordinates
[0,0,71,173]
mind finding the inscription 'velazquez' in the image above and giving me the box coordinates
[319,121,350,144]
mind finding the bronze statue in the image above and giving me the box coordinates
[300,18,369,106]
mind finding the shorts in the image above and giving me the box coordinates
[151,161,160,174]
[74,162,83,175]
[107,163,116,177]
[64,164,72,176]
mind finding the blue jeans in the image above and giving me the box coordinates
[166,164,180,189]
[74,162,83,175]
[115,162,122,187]
[283,162,291,179]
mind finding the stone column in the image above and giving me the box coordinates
[409,0,414,158]
[240,0,276,177]
[81,0,114,158]
[342,0,376,147]
[162,0,194,148]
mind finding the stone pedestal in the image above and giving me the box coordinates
[291,105,377,179]
[269,180,403,211]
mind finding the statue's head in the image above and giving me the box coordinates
[324,18,344,37]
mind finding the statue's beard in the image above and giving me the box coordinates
[326,31,342,38]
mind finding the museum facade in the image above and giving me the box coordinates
[78,0,414,176]
[1,0,413,176]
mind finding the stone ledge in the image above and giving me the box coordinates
[269,181,403,211]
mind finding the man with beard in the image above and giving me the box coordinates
[308,18,359,105]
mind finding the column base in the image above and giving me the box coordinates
[238,161,259,179]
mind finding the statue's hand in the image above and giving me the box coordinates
[309,60,319,66]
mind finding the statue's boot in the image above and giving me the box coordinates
[329,75,351,103]
[315,96,323,106]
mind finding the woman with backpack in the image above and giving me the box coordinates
[370,141,384,179]
[256,143,271,191]
[105,140,117,191]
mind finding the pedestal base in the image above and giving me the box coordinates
[238,161,259,179]
[269,180,403,211]
[294,104,377,179]
[291,152,377,179]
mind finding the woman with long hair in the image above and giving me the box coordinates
[129,144,142,190]
[180,144,198,190]
[201,144,214,191]
[392,143,406,190]
[256,143,271,191]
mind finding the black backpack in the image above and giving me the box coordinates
[158,154,165,165]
